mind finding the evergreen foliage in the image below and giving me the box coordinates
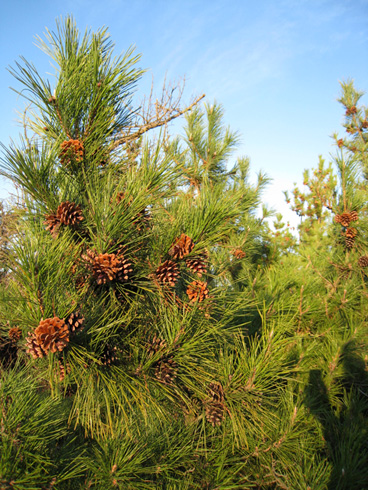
[0,17,367,490]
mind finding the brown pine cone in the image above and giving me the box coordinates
[346,227,357,238]
[44,213,61,237]
[169,234,194,259]
[59,139,84,166]
[339,212,352,227]
[34,317,70,354]
[56,201,83,226]
[26,332,47,359]
[231,248,246,259]
[8,327,21,343]
[186,280,209,303]
[205,401,224,427]
[100,345,119,365]
[147,336,167,357]
[186,254,208,277]
[155,356,177,384]
[358,256,368,267]
[58,360,71,381]
[208,382,225,403]
[65,311,85,335]
[83,250,132,285]
[156,260,180,286]
[345,235,355,249]
[349,211,359,222]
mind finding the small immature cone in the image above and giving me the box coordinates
[169,234,194,260]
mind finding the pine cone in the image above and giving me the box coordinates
[335,211,358,227]
[231,248,246,259]
[100,345,119,366]
[345,235,355,249]
[155,356,177,384]
[169,234,194,259]
[65,311,85,335]
[349,211,359,222]
[346,227,357,238]
[56,201,83,226]
[339,212,352,227]
[132,208,151,231]
[26,332,47,359]
[358,256,368,267]
[186,254,207,277]
[33,317,70,355]
[156,260,179,286]
[8,327,21,343]
[147,336,167,357]
[186,280,209,303]
[205,401,224,427]
[208,382,225,403]
[59,139,84,166]
[83,249,132,284]
[58,360,71,381]
[44,213,61,237]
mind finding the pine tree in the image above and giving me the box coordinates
[0,16,299,488]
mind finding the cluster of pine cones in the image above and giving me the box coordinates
[155,234,209,303]
[334,210,359,249]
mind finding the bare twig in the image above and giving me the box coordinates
[111,77,205,149]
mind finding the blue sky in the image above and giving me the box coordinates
[1,0,368,228]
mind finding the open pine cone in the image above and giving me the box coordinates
[186,280,209,303]
[56,201,83,226]
[205,381,225,426]
[8,326,21,343]
[231,248,246,259]
[358,256,368,267]
[147,336,167,358]
[335,211,359,227]
[155,356,177,384]
[59,139,84,166]
[156,260,179,286]
[27,317,69,358]
[205,401,225,427]
[83,249,133,284]
[65,311,85,335]
[44,213,61,237]
[186,254,207,277]
[169,234,194,260]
